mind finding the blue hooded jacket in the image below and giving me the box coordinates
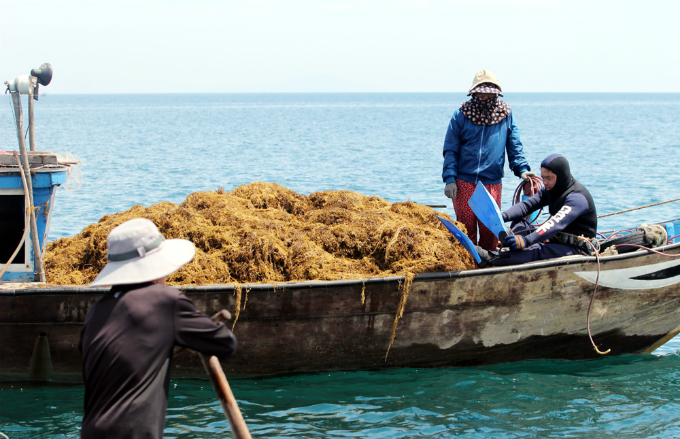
[442,108,530,185]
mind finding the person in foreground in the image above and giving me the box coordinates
[477,154,597,267]
[79,218,237,439]
[442,69,535,251]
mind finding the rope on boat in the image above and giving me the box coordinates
[615,244,680,258]
[668,235,680,243]
[582,238,610,355]
[581,241,680,356]
[0,431,9,439]
[598,197,680,219]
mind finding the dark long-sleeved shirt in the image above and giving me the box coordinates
[79,283,237,439]
[504,189,591,246]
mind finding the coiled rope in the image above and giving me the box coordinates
[512,176,545,224]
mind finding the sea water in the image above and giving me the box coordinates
[1,93,680,438]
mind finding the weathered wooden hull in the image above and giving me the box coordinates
[3,243,680,380]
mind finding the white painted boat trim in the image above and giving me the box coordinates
[574,258,680,290]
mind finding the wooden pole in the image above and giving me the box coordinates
[28,77,36,152]
[10,90,26,154]
[199,353,252,439]
[174,310,251,439]
[9,91,45,282]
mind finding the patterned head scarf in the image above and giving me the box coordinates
[467,84,503,97]
[460,83,511,126]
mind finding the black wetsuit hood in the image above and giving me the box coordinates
[541,154,597,238]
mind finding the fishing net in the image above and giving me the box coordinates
[45,182,474,286]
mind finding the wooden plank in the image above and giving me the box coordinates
[31,152,58,165]
[0,152,58,166]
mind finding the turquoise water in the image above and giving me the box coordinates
[4,353,680,438]
[1,93,680,437]
[4,93,680,238]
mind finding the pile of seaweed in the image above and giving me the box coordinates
[46,182,476,356]
[46,182,474,286]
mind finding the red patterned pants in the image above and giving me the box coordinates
[452,179,502,251]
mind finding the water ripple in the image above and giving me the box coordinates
[3,93,680,437]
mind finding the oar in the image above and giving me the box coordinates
[174,310,252,439]
[199,351,251,439]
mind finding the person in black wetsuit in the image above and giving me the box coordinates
[478,154,598,267]
[79,218,237,439]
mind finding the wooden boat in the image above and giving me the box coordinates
[2,219,680,381]
[3,65,680,381]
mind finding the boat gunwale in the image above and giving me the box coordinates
[0,165,71,174]
[3,240,680,297]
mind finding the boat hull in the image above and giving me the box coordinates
[2,243,680,380]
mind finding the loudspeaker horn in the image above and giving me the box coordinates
[30,63,53,86]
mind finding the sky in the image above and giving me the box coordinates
[1,0,679,94]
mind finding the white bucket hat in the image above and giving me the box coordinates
[468,69,503,96]
[90,218,195,287]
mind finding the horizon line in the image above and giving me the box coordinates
[35,91,680,95]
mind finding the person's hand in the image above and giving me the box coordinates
[444,182,457,200]
[503,235,526,250]
[521,171,537,181]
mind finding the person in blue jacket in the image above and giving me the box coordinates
[443,69,535,251]
[477,154,598,267]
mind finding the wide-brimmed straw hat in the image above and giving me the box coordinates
[90,218,195,287]
[468,69,503,96]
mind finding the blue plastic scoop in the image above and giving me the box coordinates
[436,216,482,264]
[468,182,511,240]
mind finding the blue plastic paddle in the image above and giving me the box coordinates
[436,216,482,264]
[468,182,511,240]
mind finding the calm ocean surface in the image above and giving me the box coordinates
[1,93,680,437]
